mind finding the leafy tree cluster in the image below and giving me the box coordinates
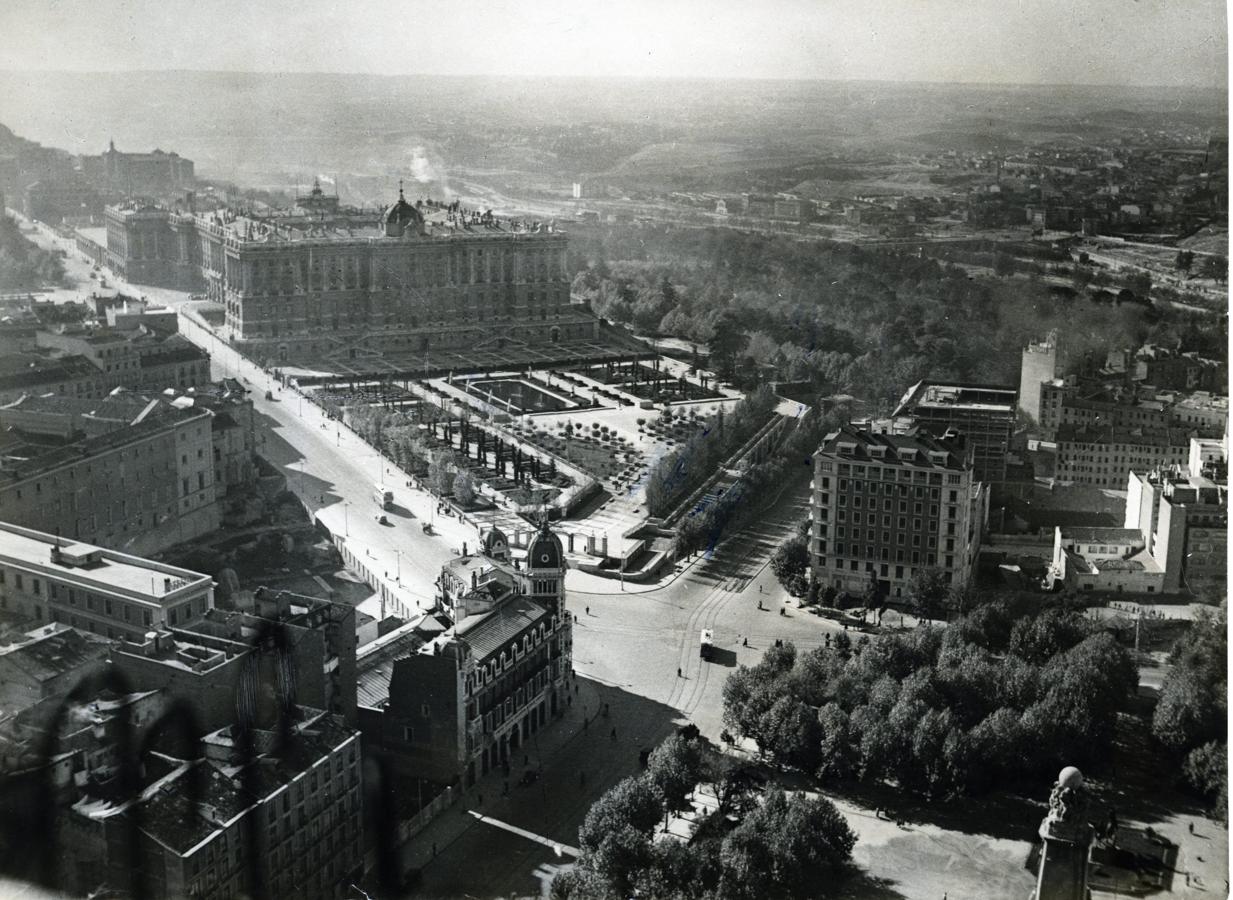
[0,214,66,290]
[569,224,1210,405]
[553,733,857,900]
[1152,604,1227,819]
[342,404,438,477]
[769,519,811,596]
[721,599,1137,799]
[645,384,779,518]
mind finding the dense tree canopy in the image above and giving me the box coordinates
[1152,605,1227,817]
[0,215,66,291]
[721,597,1137,797]
[555,744,858,900]
[568,224,1220,405]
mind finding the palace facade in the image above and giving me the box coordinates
[105,184,598,360]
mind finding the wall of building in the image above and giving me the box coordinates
[0,411,220,555]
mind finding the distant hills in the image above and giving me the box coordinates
[0,71,1224,198]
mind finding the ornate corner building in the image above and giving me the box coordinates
[358,523,573,788]
[104,184,601,365]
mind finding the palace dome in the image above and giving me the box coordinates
[382,186,423,235]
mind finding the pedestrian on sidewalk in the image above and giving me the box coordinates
[677,667,682,677]
[611,727,617,741]
[586,606,590,616]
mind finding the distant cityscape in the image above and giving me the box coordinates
[0,63,1226,900]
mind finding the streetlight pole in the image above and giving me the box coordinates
[344,502,349,536]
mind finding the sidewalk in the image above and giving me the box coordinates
[397,673,606,876]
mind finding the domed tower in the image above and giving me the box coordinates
[382,181,425,237]
[482,526,511,564]
[526,520,565,612]
[525,519,571,715]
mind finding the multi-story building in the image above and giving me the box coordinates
[104,202,181,286]
[80,140,194,196]
[0,521,214,639]
[741,193,813,222]
[22,178,101,224]
[1037,379,1172,440]
[0,325,209,404]
[1053,426,1190,489]
[358,524,572,787]
[0,353,109,403]
[0,397,220,554]
[1019,331,1059,424]
[0,622,110,712]
[1135,347,1227,393]
[103,188,600,363]
[1123,439,1227,592]
[893,380,1016,484]
[810,424,988,601]
[1049,525,1171,594]
[1169,392,1229,434]
[53,705,361,900]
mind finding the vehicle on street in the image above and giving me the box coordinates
[700,628,714,660]
[518,770,539,787]
[373,485,393,510]
[376,514,390,526]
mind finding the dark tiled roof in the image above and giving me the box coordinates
[0,627,110,683]
[1059,527,1143,544]
[815,425,967,471]
[0,355,100,390]
[457,595,547,660]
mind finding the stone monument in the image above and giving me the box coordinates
[1031,766,1094,900]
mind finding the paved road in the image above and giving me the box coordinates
[408,475,832,898]
[19,223,485,619]
[173,311,482,617]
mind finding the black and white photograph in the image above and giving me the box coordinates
[0,1,1227,898]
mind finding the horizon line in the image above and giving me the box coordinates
[0,67,1226,92]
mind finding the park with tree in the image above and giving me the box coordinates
[552,732,858,900]
[568,224,1225,406]
[720,596,1139,800]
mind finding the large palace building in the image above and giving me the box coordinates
[105,183,598,361]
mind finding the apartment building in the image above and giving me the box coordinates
[810,424,988,600]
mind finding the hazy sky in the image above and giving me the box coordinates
[1,0,1226,86]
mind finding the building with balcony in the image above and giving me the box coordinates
[810,423,987,601]
[357,523,572,787]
